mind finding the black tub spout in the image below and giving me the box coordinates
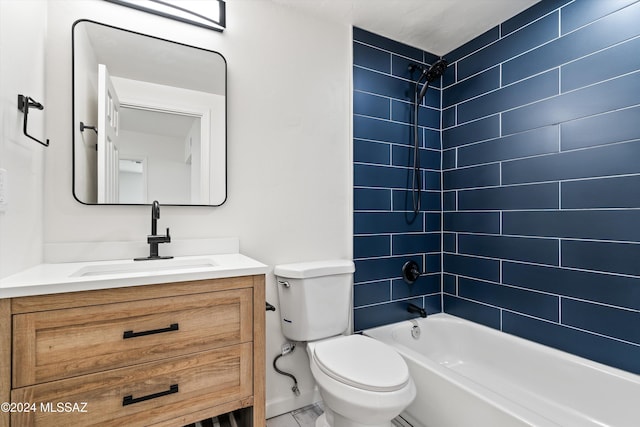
[408,303,427,318]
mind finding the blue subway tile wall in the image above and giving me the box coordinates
[353,27,442,331]
[442,0,640,374]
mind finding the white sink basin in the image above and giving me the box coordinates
[70,257,218,277]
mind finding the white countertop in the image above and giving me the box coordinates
[0,253,268,298]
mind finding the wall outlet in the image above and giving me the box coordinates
[0,168,7,212]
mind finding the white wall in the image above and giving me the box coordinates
[0,0,47,279]
[43,0,352,417]
[119,130,190,204]
[72,21,99,203]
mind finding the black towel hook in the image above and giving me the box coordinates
[17,94,49,147]
[79,122,98,134]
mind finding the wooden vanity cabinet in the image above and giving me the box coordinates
[0,275,265,427]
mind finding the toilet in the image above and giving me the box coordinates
[274,260,416,427]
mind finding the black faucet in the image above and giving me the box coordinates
[407,303,427,318]
[134,200,173,261]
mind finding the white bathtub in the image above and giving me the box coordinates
[364,313,639,427]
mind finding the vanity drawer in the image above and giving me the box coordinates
[11,343,252,427]
[13,288,252,387]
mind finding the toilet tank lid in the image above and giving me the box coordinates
[274,259,354,279]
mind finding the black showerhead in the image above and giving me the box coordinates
[425,59,448,82]
[418,59,448,100]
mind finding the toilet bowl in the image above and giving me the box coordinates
[274,260,416,427]
[307,335,416,427]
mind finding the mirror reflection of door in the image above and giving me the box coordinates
[117,106,201,205]
[97,64,121,203]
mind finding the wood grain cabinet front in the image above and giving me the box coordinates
[1,275,266,427]
[12,288,252,387]
[11,344,252,427]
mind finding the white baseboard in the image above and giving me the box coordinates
[266,387,322,419]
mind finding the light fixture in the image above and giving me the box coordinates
[104,0,226,32]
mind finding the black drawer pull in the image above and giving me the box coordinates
[122,384,178,406]
[123,323,179,339]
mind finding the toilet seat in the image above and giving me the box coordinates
[312,334,410,392]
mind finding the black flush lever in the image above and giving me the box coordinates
[266,302,276,312]
[17,94,49,147]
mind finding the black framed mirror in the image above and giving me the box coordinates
[72,20,226,206]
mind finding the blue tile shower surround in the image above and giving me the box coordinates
[441,0,640,374]
[353,0,640,375]
[353,27,442,332]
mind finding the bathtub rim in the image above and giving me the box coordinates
[365,314,559,427]
[365,313,640,383]
[364,313,640,427]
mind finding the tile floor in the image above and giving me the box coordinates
[266,402,411,427]
[266,402,324,427]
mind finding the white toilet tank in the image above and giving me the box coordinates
[274,260,355,342]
